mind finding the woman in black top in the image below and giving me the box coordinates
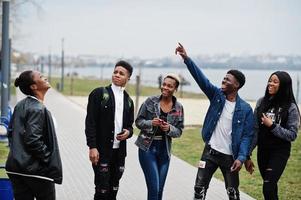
[245,71,300,200]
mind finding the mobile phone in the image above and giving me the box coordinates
[160,119,167,125]
[117,131,124,135]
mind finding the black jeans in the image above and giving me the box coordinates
[194,145,240,200]
[257,147,290,200]
[93,149,125,200]
[8,174,55,200]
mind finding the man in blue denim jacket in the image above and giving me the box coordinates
[176,43,254,200]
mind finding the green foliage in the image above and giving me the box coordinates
[0,143,9,178]
[10,83,16,96]
[172,127,204,167]
[172,127,301,200]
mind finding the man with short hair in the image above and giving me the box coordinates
[85,60,134,200]
[175,43,254,200]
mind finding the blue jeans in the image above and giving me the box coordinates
[138,140,170,200]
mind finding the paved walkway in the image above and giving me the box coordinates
[18,89,255,200]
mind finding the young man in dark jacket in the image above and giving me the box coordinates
[176,43,254,200]
[85,60,134,200]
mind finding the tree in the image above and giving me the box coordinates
[0,0,44,41]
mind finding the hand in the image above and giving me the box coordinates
[89,148,99,165]
[261,113,273,127]
[152,118,162,127]
[175,42,188,59]
[230,159,242,172]
[160,121,170,132]
[244,159,255,174]
[116,129,130,141]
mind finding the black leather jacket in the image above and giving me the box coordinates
[5,97,63,184]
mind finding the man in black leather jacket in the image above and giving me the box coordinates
[5,70,62,200]
[85,60,134,200]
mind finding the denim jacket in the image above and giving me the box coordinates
[135,95,184,157]
[184,57,254,162]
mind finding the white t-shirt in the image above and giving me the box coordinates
[209,100,236,155]
[111,84,125,149]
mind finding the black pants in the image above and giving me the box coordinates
[194,145,240,200]
[257,147,290,200]
[92,149,125,200]
[8,174,55,200]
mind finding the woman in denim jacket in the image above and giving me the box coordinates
[135,74,184,200]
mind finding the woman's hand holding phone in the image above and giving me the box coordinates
[159,120,169,132]
[152,118,162,126]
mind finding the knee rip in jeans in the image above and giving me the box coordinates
[119,166,125,173]
[194,186,207,200]
[264,168,272,183]
[227,187,239,200]
[100,163,109,172]
[112,186,119,191]
[96,187,108,194]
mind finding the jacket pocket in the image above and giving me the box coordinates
[146,105,158,118]
[25,157,42,173]
[135,133,152,150]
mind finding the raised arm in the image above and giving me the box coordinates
[175,43,219,100]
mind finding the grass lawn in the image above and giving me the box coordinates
[0,142,9,178]
[50,77,205,99]
[172,127,301,200]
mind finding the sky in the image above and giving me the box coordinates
[13,0,301,59]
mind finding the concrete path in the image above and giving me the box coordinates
[18,89,255,200]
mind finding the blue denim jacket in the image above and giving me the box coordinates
[135,95,184,157]
[184,58,254,162]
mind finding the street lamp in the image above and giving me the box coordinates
[60,38,65,91]
[1,0,10,118]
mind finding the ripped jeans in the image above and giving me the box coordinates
[194,145,240,200]
[92,149,125,200]
[257,146,290,200]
